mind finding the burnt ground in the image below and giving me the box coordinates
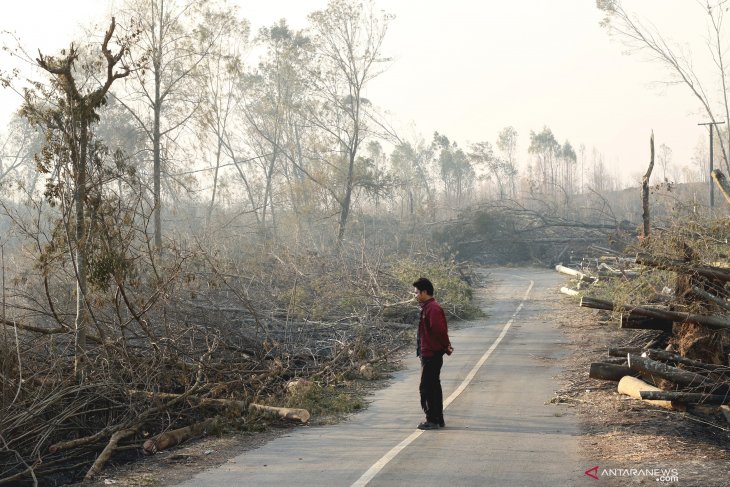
[79,273,730,487]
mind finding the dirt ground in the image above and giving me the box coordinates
[551,292,730,487]
[80,275,730,487]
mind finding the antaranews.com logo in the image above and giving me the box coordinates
[585,465,679,483]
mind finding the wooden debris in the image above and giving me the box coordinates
[620,313,673,331]
[627,354,725,392]
[589,362,637,382]
[143,418,219,455]
[617,376,675,410]
[249,403,310,423]
[639,391,730,405]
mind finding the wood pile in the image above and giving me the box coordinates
[557,251,730,417]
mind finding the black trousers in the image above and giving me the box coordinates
[419,353,444,423]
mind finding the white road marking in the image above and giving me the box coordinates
[350,279,535,487]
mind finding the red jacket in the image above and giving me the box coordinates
[418,298,451,358]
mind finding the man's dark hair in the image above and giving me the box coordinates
[412,277,434,296]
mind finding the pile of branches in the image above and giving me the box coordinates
[0,240,475,485]
[435,198,634,265]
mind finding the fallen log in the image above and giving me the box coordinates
[143,417,219,455]
[589,363,638,381]
[643,349,727,372]
[560,287,579,296]
[617,376,674,409]
[555,265,596,283]
[608,347,642,357]
[627,354,726,392]
[620,313,673,331]
[639,391,730,405]
[249,403,310,423]
[690,286,730,312]
[580,296,730,330]
[85,428,138,480]
[601,357,629,365]
[636,253,730,283]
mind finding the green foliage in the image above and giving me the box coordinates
[284,382,364,418]
[389,255,482,320]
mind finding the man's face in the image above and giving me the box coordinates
[414,288,428,303]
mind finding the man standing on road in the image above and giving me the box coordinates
[413,277,453,430]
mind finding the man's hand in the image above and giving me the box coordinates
[446,345,454,356]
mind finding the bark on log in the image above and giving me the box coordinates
[627,354,726,392]
[617,376,675,409]
[691,286,730,312]
[636,253,730,283]
[580,296,730,330]
[249,403,310,423]
[620,313,673,331]
[85,428,138,480]
[143,417,219,455]
[639,391,730,404]
[608,347,643,357]
[589,363,638,381]
[555,265,596,283]
[643,349,727,372]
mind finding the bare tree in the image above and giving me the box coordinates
[22,18,130,376]
[598,0,730,173]
[307,0,392,247]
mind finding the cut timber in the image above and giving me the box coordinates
[560,287,579,296]
[580,296,730,330]
[608,347,642,357]
[639,391,730,405]
[620,313,672,331]
[636,253,730,283]
[589,362,637,381]
[143,417,219,455]
[617,376,674,409]
[643,349,726,371]
[249,403,310,423]
[555,265,596,283]
[627,354,725,392]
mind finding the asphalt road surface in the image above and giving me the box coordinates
[177,268,587,486]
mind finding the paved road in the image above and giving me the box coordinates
[177,268,588,486]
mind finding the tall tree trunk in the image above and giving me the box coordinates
[153,71,162,252]
[74,120,89,378]
[642,132,654,238]
[336,150,356,248]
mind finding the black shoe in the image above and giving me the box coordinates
[417,421,440,430]
[438,420,445,428]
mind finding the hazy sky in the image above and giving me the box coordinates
[0,1,716,186]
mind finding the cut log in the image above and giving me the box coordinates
[617,376,675,409]
[639,391,730,405]
[608,347,642,357]
[589,363,638,381]
[643,349,727,371]
[601,357,629,365]
[249,403,310,423]
[560,287,579,296]
[627,354,726,392]
[555,265,596,283]
[143,417,219,455]
[620,313,672,331]
[636,253,730,283]
[580,296,730,330]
